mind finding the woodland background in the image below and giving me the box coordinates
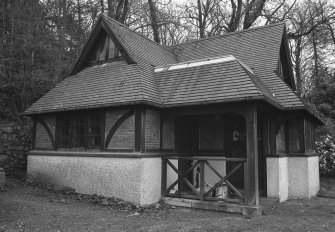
[0,0,335,136]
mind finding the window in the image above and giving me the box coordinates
[57,112,104,148]
[88,31,122,65]
[305,120,315,151]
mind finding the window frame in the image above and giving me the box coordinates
[56,111,105,149]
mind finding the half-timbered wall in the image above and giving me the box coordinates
[106,110,135,149]
[35,115,56,149]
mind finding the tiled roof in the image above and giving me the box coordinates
[24,16,308,116]
[168,22,305,109]
[156,56,281,108]
[24,61,161,114]
[102,15,176,67]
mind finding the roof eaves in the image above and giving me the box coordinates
[22,99,164,116]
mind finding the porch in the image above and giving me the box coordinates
[161,156,265,215]
[160,103,262,216]
[159,101,319,215]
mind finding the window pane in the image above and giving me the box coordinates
[88,113,102,147]
[59,116,71,147]
[73,115,86,147]
[108,38,115,59]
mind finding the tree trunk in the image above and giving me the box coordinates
[312,30,319,76]
[243,0,267,30]
[227,0,242,32]
[148,0,160,44]
[294,38,302,96]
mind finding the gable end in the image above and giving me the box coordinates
[70,16,134,75]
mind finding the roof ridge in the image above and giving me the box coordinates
[235,59,282,108]
[167,21,285,48]
[101,14,175,55]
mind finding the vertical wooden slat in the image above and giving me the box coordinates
[141,107,146,153]
[269,119,276,154]
[135,106,146,152]
[284,120,290,154]
[200,160,205,201]
[298,117,305,153]
[32,118,37,150]
[161,158,167,196]
[244,104,259,206]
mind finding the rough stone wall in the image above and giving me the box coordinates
[145,109,160,150]
[0,121,32,176]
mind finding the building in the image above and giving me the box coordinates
[24,14,321,215]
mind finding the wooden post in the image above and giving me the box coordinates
[200,160,205,201]
[161,158,167,196]
[244,104,259,206]
[262,118,270,155]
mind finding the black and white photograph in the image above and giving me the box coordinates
[1,0,335,231]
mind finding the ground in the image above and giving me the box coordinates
[1,178,335,232]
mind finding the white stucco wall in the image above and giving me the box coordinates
[139,158,162,205]
[27,155,162,205]
[288,156,320,199]
[266,157,288,202]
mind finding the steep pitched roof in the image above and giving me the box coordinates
[24,16,310,117]
[102,15,176,67]
[168,22,305,110]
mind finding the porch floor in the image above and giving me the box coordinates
[162,197,279,217]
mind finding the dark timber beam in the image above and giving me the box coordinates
[35,116,55,150]
[135,106,146,152]
[104,109,134,148]
[244,104,259,206]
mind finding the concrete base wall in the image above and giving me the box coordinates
[266,157,288,202]
[27,155,162,205]
[288,156,320,199]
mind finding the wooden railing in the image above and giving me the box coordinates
[161,156,247,203]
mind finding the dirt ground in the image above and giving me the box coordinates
[1,178,335,232]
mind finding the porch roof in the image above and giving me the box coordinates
[155,55,281,108]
